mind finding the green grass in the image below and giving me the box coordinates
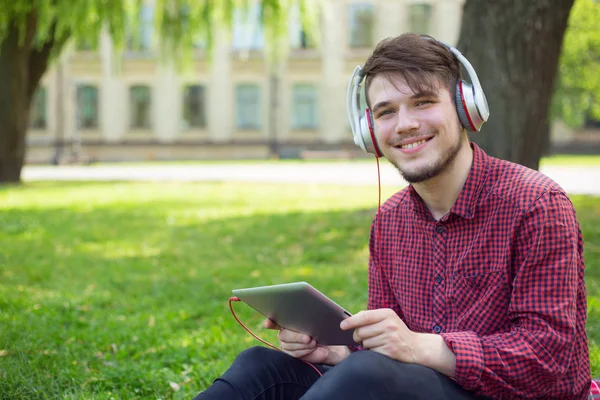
[26,153,600,168]
[541,154,600,167]
[0,182,598,399]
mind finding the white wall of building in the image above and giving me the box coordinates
[27,0,466,162]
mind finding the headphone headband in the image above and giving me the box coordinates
[443,44,490,123]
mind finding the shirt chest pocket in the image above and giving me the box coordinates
[451,263,510,333]
[460,269,503,290]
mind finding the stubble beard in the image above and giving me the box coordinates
[391,129,465,184]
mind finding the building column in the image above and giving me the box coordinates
[154,62,180,142]
[208,27,233,141]
[434,0,465,45]
[50,53,69,163]
[275,60,290,141]
[99,27,127,142]
[320,0,346,143]
[376,0,407,41]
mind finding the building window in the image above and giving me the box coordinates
[75,39,94,51]
[127,3,154,52]
[289,5,316,49]
[30,87,47,129]
[182,85,207,129]
[299,31,316,49]
[292,84,318,129]
[77,85,99,129]
[408,4,433,35]
[236,84,261,129]
[585,113,600,129]
[232,4,264,50]
[129,85,152,129]
[291,29,316,49]
[348,4,375,48]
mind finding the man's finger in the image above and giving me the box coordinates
[360,335,387,350]
[278,328,311,344]
[283,347,318,359]
[281,339,317,352]
[264,319,281,330]
[353,321,385,343]
[340,309,390,330]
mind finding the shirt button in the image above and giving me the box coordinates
[435,225,445,234]
[433,325,442,333]
[435,275,443,284]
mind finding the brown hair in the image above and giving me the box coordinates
[362,33,461,108]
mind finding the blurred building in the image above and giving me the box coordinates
[27,0,478,163]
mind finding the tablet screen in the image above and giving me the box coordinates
[232,282,355,346]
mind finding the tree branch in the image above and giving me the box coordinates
[27,20,71,101]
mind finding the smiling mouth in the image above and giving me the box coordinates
[398,138,431,149]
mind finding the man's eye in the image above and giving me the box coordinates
[378,109,393,117]
[416,100,432,107]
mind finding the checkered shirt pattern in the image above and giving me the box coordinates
[367,143,590,399]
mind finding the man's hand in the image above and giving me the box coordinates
[340,308,457,377]
[264,319,350,365]
[340,308,419,363]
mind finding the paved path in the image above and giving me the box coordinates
[22,162,600,195]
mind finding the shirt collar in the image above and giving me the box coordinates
[408,142,490,221]
[449,142,489,220]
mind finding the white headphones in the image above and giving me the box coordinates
[346,39,490,157]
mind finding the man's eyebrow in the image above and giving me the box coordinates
[371,101,392,114]
[410,90,439,99]
[371,90,440,113]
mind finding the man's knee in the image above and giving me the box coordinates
[311,350,439,396]
[233,346,284,367]
[337,351,432,385]
[230,346,313,378]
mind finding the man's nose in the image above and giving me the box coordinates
[394,110,420,134]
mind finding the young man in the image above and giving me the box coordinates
[195,33,590,399]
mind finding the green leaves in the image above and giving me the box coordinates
[0,0,323,64]
[552,0,600,127]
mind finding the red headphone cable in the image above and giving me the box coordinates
[374,155,383,267]
[229,297,323,377]
[227,156,382,379]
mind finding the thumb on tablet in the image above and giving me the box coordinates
[264,318,281,330]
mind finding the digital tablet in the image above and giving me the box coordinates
[232,282,356,346]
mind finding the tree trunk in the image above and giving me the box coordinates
[0,16,60,184]
[457,0,574,170]
[0,22,33,183]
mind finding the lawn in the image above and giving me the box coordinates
[541,154,600,167]
[34,153,600,168]
[0,181,598,399]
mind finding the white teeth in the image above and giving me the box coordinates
[400,139,427,149]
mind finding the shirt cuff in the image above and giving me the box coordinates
[348,344,364,352]
[441,330,484,391]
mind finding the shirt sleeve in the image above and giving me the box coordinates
[441,190,584,399]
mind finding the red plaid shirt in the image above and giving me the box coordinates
[368,143,590,399]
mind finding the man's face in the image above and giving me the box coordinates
[367,74,466,183]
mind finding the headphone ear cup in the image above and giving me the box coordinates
[455,81,474,131]
[359,114,375,154]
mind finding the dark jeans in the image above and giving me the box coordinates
[194,346,493,400]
